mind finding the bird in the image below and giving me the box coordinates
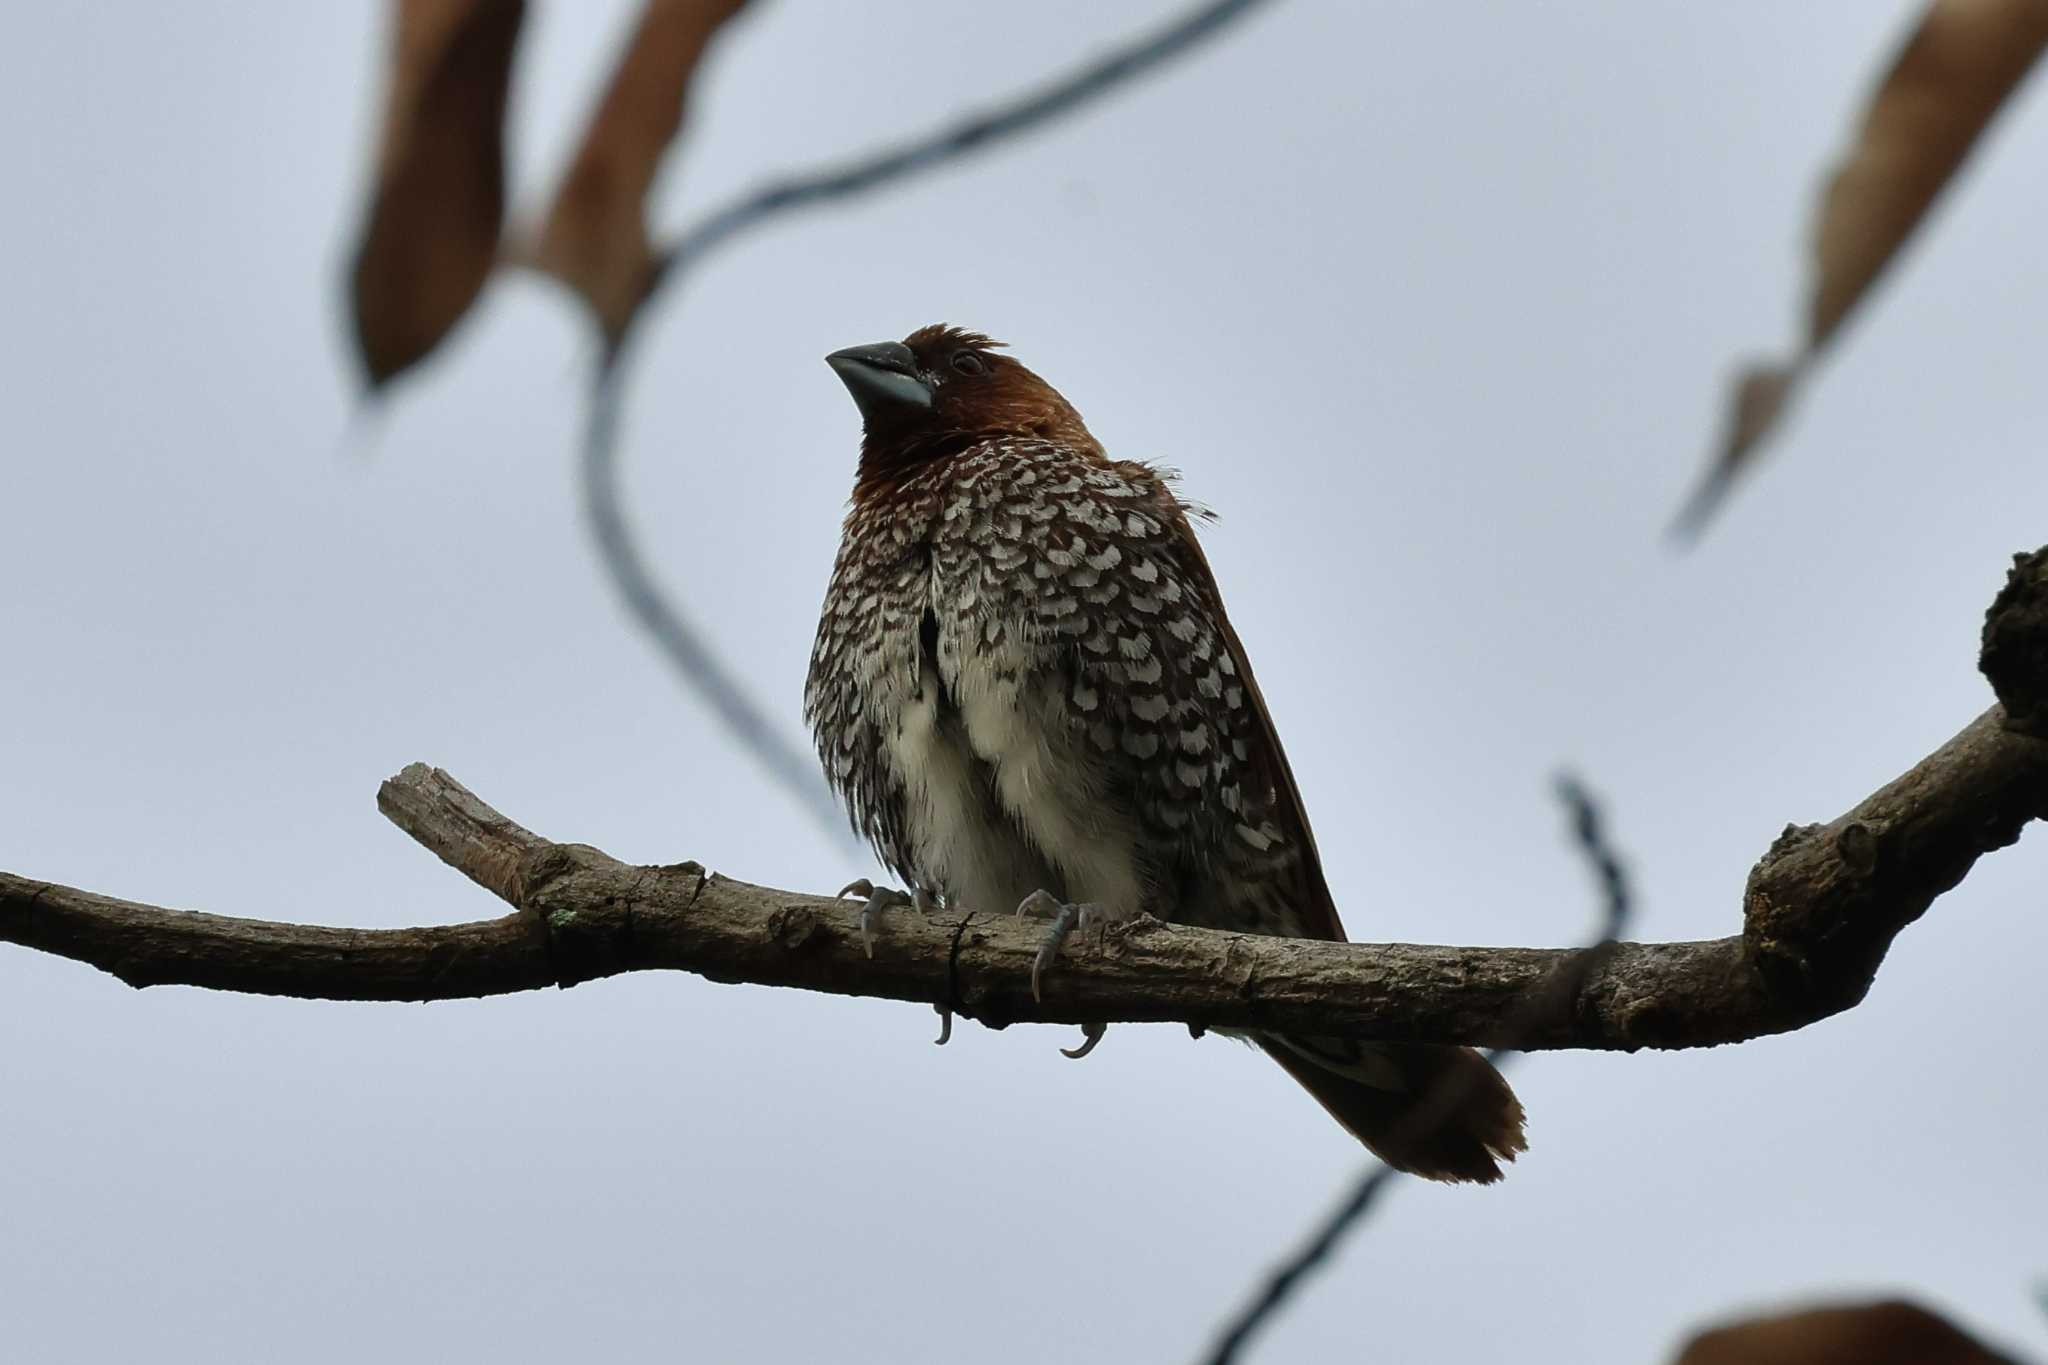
[803,324,1526,1182]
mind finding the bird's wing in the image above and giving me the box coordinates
[1152,489,1347,944]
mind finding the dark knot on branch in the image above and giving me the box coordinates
[1737,545,2048,1023]
[1981,545,2048,736]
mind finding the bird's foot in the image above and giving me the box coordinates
[1014,889,1095,1002]
[836,878,935,958]
[1014,889,1140,1058]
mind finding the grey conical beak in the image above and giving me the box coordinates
[826,341,934,422]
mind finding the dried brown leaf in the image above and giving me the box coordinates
[526,0,752,344]
[1810,0,2048,347]
[1681,0,2048,538]
[1674,1299,2019,1365]
[349,0,526,388]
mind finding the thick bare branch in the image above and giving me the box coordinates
[6,553,2043,1038]
[4,711,2040,1045]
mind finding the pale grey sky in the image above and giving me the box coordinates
[4,3,2045,1361]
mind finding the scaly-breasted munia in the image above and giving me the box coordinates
[805,325,1524,1182]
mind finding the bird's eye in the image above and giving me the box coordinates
[950,351,988,377]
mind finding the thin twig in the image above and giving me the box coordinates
[1200,773,1635,1365]
[579,0,1282,849]
[581,367,849,843]
[646,0,1279,297]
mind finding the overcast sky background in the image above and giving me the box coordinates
[4,3,2046,1361]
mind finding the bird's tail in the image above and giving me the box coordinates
[1257,1035,1526,1183]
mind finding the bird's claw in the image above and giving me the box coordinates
[1014,889,1091,1003]
[836,878,934,958]
[1061,1022,1107,1060]
[1014,890,1143,1002]
[1015,890,1122,1056]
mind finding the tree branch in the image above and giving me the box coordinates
[5,690,2041,1046]
[7,553,2044,1041]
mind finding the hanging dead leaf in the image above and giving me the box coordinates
[1679,0,2048,539]
[1808,0,2048,347]
[524,0,753,346]
[349,0,525,388]
[1674,1298,2019,1365]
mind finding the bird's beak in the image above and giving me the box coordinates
[826,341,934,423]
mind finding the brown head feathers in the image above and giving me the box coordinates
[837,324,1100,492]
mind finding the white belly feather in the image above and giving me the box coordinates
[880,650,1047,917]
[882,619,1146,919]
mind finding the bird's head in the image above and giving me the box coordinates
[827,324,1097,487]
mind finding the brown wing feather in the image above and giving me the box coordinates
[1159,500,1347,943]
